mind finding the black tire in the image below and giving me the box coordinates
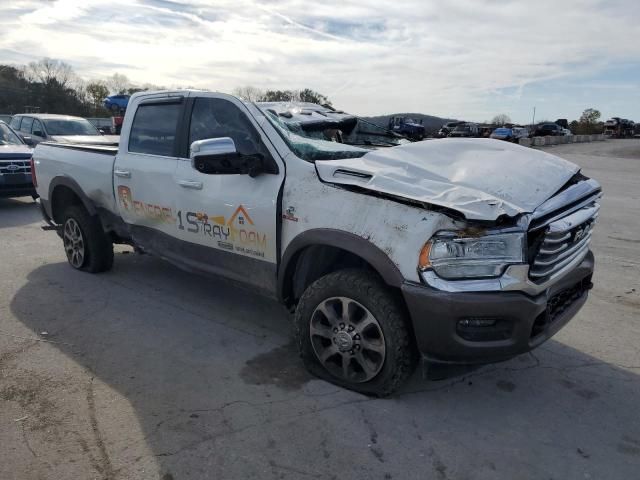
[61,205,113,273]
[295,269,417,396]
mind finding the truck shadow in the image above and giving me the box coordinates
[8,255,640,479]
[0,197,40,229]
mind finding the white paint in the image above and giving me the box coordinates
[34,91,583,285]
[315,138,579,221]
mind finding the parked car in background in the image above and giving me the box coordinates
[489,126,530,142]
[103,94,130,113]
[10,114,119,146]
[388,117,426,141]
[534,123,563,137]
[0,120,36,199]
[561,128,572,136]
[436,121,462,138]
[603,117,635,138]
[490,127,514,141]
[449,122,479,137]
[87,117,116,134]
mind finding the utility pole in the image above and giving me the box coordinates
[531,106,536,127]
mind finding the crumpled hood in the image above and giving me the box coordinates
[315,138,580,221]
[51,135,119,145]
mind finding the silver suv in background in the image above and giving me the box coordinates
[9,114,119,146]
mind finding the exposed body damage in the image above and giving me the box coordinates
[315,138,580,221]
[33,91,601,395]
[280,158,451,283]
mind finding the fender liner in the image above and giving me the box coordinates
[48,175,97,220]
[278,228,405,302]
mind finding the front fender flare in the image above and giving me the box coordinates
[278,228,405,302]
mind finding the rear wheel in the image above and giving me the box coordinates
[295,269,417,396]
[62,205,113,273]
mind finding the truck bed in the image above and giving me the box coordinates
[34,142,119,214]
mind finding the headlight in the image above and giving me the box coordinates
[420,232,525,279]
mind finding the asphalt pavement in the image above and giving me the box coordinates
[1,139,639,480]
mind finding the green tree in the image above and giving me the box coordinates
[260,89,297,102]
[86,81,109,115]
[298,88,331,106]
[578,108,601,134]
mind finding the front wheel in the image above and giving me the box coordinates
[295,269,417,396]
[62,205,114,273]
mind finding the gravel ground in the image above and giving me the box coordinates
[0,139,639,480]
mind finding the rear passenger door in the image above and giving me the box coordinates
[113,95,184,258]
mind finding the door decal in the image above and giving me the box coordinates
[176,205,268,258]
[117,185,174,224]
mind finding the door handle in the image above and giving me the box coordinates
[114,169,131,178]
[178,180,203,190]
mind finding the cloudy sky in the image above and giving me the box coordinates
[1,0,639,122]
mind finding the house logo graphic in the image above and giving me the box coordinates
[227,205,254,227]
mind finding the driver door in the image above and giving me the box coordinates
[173,94,284,294]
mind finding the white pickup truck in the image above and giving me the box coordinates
[34,90,601,395]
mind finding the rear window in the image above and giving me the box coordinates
[128,102,182,156]
[10,117,21,130]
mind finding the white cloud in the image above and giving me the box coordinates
[0,0,638,120]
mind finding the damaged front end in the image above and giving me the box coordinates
[401,175,600,365]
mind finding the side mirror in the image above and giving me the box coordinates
[190,137,264,177]
[32,130,45,138]
[21,134,34,146]
[190,137,237,159]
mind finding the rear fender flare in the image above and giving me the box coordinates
[48,176,97,218]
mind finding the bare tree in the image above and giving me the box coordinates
[106,73,132,94]
[233,86,265,101]
[491,114,511,126]
[24,58,73,88]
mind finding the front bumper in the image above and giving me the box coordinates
[0,175,36,198]
[401,251,594,364]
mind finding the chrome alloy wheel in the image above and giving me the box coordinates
[310,297,386,383]
[63,218,85,268]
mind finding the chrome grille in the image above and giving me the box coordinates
[529,202,599,281]
[0,160,31,175]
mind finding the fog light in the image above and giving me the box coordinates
[458,318,497,328]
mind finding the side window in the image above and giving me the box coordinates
[188,98,275,166]
[32,119,44,136]
[10,117,21,130]
[20,117,33,133]
[128,102,181,156]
